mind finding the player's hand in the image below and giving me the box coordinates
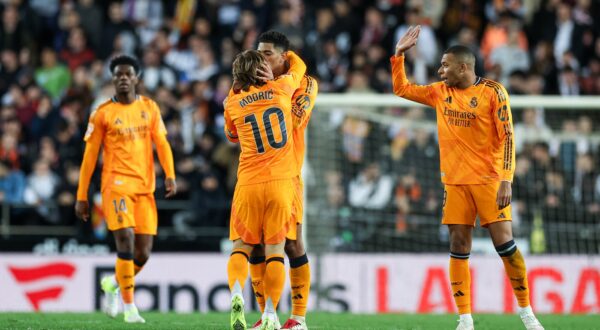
[395,25,421,56]
[165,178,177,198]
[257,62,274,82]
[497,181,512,210]
[75,200,90,221]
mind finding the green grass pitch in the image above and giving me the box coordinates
[0,312,598,329]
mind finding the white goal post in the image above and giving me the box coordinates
[316,94,600,109]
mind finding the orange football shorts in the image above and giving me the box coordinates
[102,189,158,235]
[229,179,294,245]
[441,182,512,227]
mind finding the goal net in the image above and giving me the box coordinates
[304,94,600,255]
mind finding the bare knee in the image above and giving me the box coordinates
[448,225,472,254]
[251,244,265,258]
[134,249,150,264]
[284,239,304,258]
[113,229,134,253]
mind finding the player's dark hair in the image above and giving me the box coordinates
[232,50,266,91]
[109,54,141,75]
[258,30,290,52]
[444,45,476,67]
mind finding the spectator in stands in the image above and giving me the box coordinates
[124,0,164,48]
[573,153,600,221]
[531,142,553,199]
[23,159,59,223]
[54,163,79,225]
[558,66,580,95]
[0,131,21,170]
[141,47,177,92]
[8,84,37,127]
[514,108,553,153]
[490,27,530,85]
[542,170,573,224]
[481,10,528,70]
[54,118,82,168]
[74,0,103,52]
[552,2,585,68]
[54,1,81,52]
[29,94,59,142]
[394,7,439,67]
[164,34,204,77]
[34,47,71,101]
[38,136,60,172]
[0,5,33,52]
[60,27,96,72]
[358,7,392,52]
[315,39,349,92]
[580,56,600,94]
[231,10,259,51]
[401,128,439,184]
[439,0,485,46]
[0,159,25,204]
[64,66,94,111]
[393,171,422,233]
[531,41,559,94]
[348,162,394,210]
[0,49,20,96]
[99,1,137,59]
[513,155,536,209]
[271,3,304,49]
[187,46,219,82]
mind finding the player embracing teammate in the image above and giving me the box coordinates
[224,29,317,330]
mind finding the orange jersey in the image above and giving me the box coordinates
[391,55,515,184]
[77,95,175,200]
[224,51,306,185]
[291,75,318,175]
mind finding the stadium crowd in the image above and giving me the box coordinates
[0,0,599,251]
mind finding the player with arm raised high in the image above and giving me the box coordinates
[225,49,306,330]
[391,26,543,330]
[246,30,317,330]
[75,55,177,324]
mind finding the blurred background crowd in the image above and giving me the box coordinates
[0,0,599,252]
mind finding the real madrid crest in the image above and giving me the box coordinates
[469,97,478,108]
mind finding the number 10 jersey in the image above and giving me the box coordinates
[224,51,306,186]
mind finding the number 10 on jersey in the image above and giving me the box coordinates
[244,107,288,153]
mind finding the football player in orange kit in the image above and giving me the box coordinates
[392,26,544,330]
[224,49,306,330]
[75,55,177,324]
[247,30,317,330]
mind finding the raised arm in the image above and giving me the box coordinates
[274,51,307,95]
[292,76,319,130]
[391,25,436,107]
